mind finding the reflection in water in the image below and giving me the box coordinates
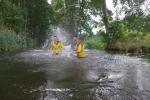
[0,58,47,100]
[0,50,150,100]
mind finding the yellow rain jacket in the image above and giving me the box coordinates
[50,41,63,54]
[76,43,85,58]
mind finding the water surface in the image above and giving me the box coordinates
[0,49,150,100]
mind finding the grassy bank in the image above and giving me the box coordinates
[0,31,36,52]
[83,34,106,50]
[82,32,150,53]
[106,32,150,53]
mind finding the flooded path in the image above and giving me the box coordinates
[0,49,150,100]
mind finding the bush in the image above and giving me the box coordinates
[101,21,126,45]
[0,31,36,52]
[107,32,150,53]
[82,31,150,53]
[83,34,106,50]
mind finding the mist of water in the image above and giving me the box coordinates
[46,27,73,57]
[52,27,71,45]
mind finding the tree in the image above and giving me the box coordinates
[51,0,94,36]
[0,0,53,45]
[0,0,25,33]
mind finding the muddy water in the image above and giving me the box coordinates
[0,49,150,100]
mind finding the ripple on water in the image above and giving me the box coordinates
[7,49,150,100]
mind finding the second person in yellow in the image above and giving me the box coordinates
[75,37,85,58]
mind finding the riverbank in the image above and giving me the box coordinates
[83,33,150,54]
[106,34,150,53]
[0,31,37,53]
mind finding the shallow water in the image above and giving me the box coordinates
[0,49,150,100]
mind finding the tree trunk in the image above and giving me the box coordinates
[101,0,109,33]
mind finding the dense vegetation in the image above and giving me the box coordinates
[50,0,150,53]
[0,0,52,52]
[0,30,36,52]
[0,0,149,53]
[83,33,106,50]
[83,32,150,53]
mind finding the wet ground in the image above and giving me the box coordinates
[0,49,150,100]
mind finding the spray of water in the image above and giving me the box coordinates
[50,27,73,57]
[52,27,71,45]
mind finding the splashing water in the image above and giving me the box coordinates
[52,27,71,45]
[50,27,73,57]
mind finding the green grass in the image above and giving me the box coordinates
[0,31,36,52]
[83,35,106,50]
[82,32,150,53]
[106,32,150,53]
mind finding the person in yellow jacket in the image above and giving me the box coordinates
[50,36,63,55]
[75,38,85,58]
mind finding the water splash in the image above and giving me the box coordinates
[49,27,73,57]
[52,27,71,45]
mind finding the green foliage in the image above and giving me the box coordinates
[0,0,149,54]
[91,0,102,9]
[0,0,25,33]
[83,34,106,50]
[101,21,126,45]
[124,13,150,32]
[105,31,150,53]
[0,0,52,46]
[26,0,51,35]
[0,31,36,52]
[51,0,94,35]
[0,12,4,27]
